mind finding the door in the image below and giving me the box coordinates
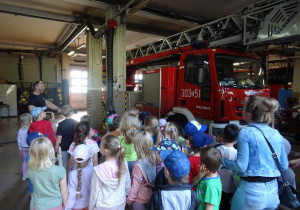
[177,52,214,120]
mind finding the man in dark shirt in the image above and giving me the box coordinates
[28,81,61,113]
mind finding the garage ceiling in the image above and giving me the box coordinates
[0,0,291,58]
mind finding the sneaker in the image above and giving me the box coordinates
[22,177,26,181]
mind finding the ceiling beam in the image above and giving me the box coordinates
[0,40,56,50]
[126,22,175,37]
[61,0,110,9]
[0,4,78,23]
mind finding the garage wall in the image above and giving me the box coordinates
[0,52,58,88]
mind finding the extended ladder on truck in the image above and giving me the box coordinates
[123,0,300,140]
[126,0,300,67]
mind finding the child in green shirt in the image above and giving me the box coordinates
[192,147,222,210]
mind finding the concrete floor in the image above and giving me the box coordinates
[0,112,300,209]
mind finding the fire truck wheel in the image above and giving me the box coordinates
[167,114,188,138]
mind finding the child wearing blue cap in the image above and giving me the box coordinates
[29,107,56,147]
[149,150,200,210]
[192,147,222,210]
[185,120,207,136]
[189,131,213,191]
[151,138,180,186]
[182,121,208,156]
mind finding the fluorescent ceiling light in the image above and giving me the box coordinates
[77,44,86,49]
[68,51,75,56]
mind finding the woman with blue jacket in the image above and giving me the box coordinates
[222,95,288,210]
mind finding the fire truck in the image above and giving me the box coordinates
[123,0,300,139]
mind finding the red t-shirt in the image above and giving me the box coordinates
[29,120,56,146]
[188,155,201,191]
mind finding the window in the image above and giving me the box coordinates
[184,54,211,101]
[215,54,265,88]
[70,70,88,93]
[184,54,210,86]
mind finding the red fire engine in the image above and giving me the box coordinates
[122,0,300,139]
[127,47,269,138]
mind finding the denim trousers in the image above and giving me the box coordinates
[127,160,137,179]
[62,151,69,169]
[231,179,279,210]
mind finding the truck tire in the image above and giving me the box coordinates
[167,113,188,138]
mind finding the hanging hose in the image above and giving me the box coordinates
[38,53,43,80]
[106,27,115,115]
[18,55,24,90]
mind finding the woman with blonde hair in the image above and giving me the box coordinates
[222,95,288,210]
[89,135,131,210]
[127,131,156,210]
[144,115,163,145]
[119,113,141,176]
[26,137,68,210]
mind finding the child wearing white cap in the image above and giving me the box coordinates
[65,144,94,210]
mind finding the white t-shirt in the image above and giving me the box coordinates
[217,145,237,193]
[68,139,99,167]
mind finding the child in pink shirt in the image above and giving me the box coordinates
[89,135,131,210]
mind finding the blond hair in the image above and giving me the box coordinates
[162,122,179,141]
[128,107,140,117]
[119,113,141,144]
[102,135,126,185]
[134,132,156,166]
[61,105,74,117]
[20,113,32,129]
[27,137,55,170]
[144,115,163,145]
[244,95,278,124]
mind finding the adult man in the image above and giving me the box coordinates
[28,81,61,113]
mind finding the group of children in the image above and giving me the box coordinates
[17,105,241,210]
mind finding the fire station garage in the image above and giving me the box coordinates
[0,0,300,209]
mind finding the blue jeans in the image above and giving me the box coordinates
[62,151,69,169]
[127,160,137,179]
[231,179,279,210]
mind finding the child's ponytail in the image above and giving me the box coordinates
[74,121,90,146]
[153,126,163,145]
[144,115,163,145]
[134,132,156,166]
[163,122,179,141]
[76,168,83,199]
[117,146,126,185]
[75,160,89,199]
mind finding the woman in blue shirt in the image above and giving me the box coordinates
[222,95,288,210]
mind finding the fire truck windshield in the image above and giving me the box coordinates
[215,54,265,88]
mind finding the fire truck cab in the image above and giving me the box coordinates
[139,48,269,140]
